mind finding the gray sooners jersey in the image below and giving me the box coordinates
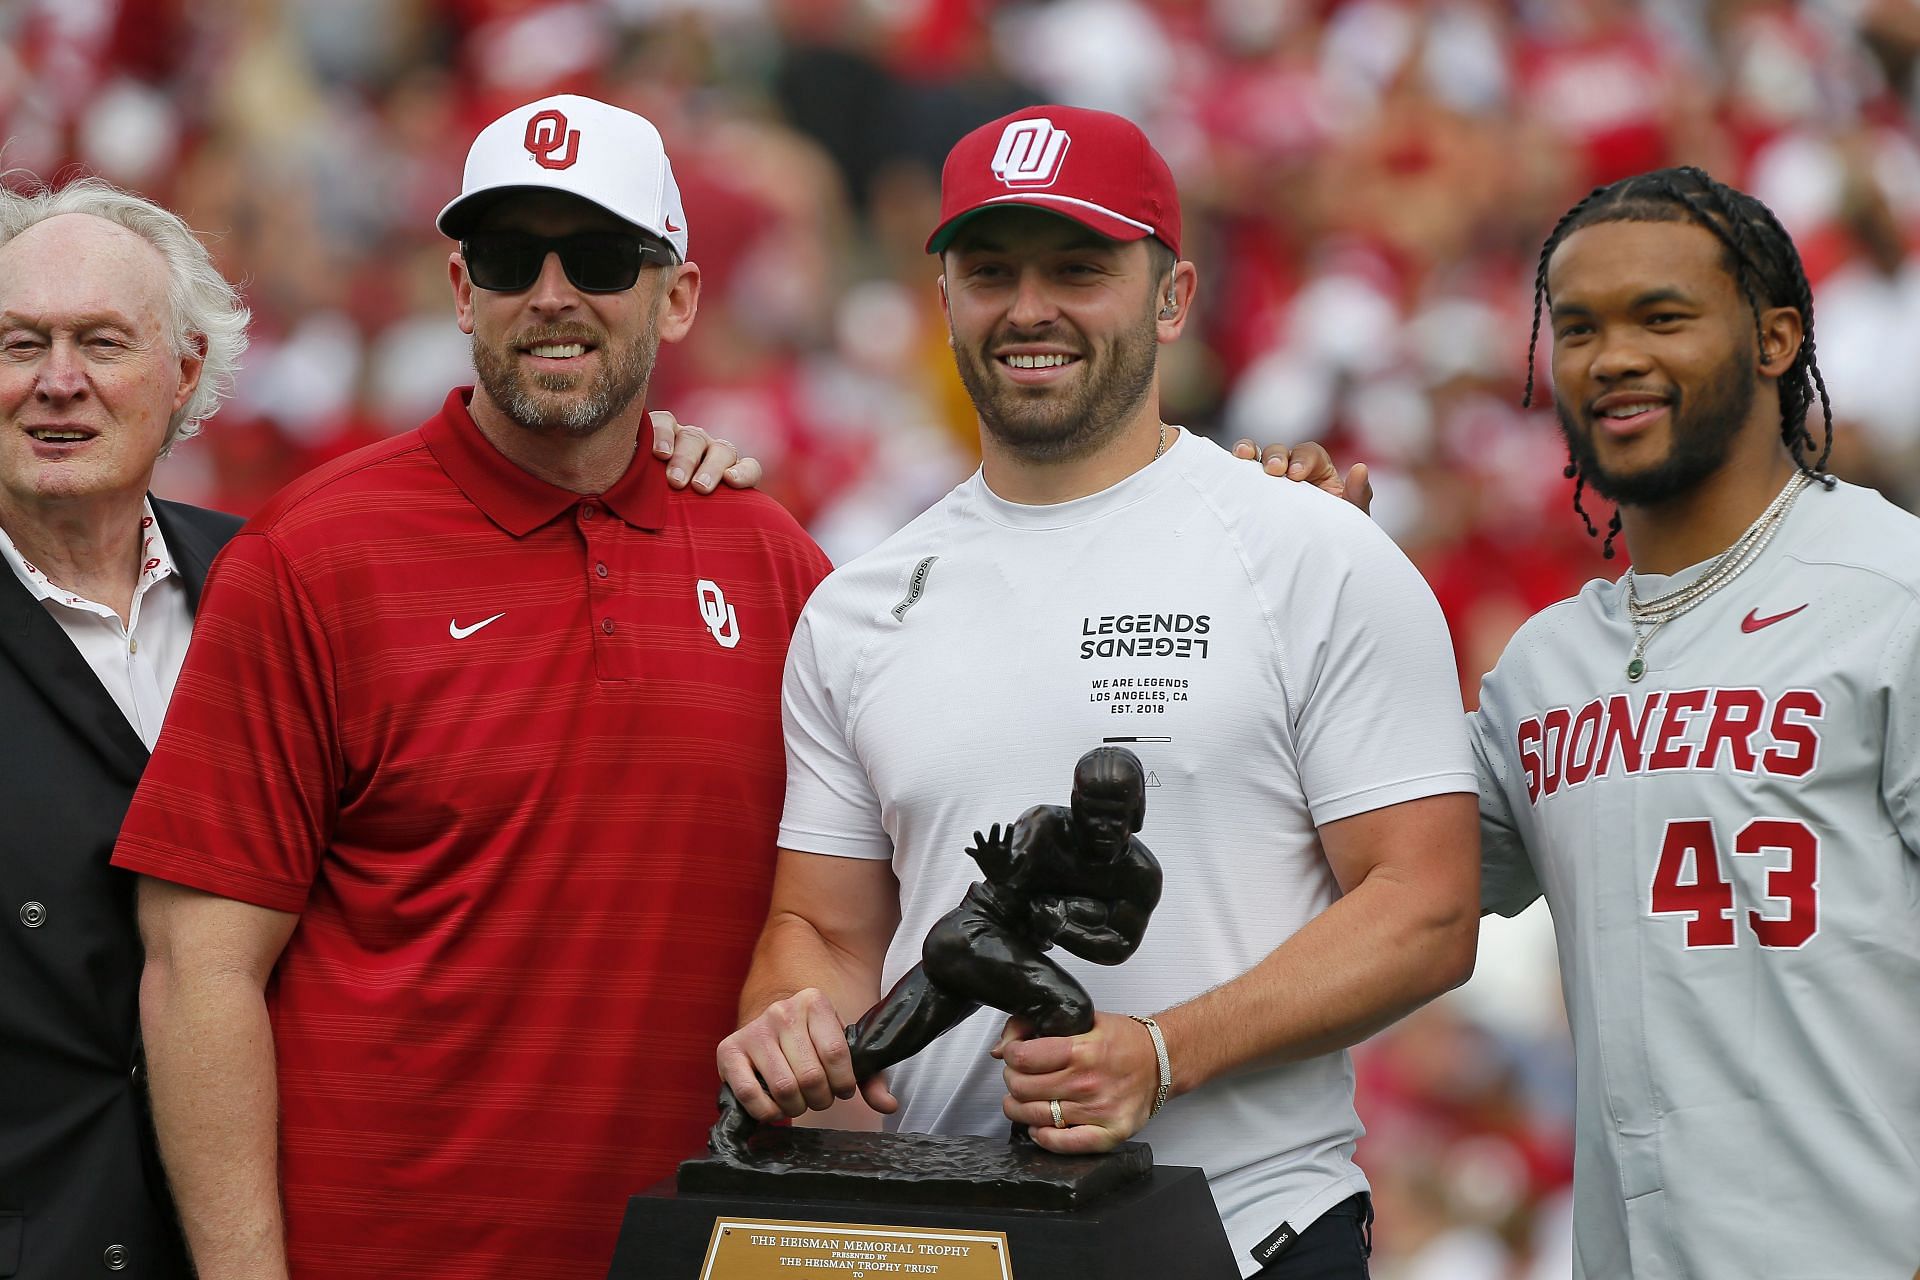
[1473,480,1920,1279]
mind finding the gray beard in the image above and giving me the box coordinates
[471,314,658,438]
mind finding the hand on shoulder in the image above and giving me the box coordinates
[650,410,762,493]
[1229,439,1372,515]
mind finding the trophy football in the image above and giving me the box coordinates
[607,747,1236,1278]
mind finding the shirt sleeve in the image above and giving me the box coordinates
[1279,503,1480,824]
[111,532,339,912]
[1881,594,1920,860]
[776,597,892,859]
[1469,695,1544,917]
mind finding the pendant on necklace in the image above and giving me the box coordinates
[1626,657,1646,682]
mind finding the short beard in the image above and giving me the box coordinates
[953,305,1159,464]
[471,311,659,439]
[1555,344,1756,508]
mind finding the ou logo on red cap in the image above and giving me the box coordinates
[992,119,1070,189]
[524,109,581,170]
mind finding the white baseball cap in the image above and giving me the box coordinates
[436,94,689,262]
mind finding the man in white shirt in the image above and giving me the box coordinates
[717,106,1482,1279]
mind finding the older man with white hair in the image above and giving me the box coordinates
[0,175,249,1280]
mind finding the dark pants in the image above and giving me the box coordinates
[1251,1194,1373,1280]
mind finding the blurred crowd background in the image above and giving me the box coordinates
[10,0,1920,1273]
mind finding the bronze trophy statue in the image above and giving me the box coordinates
[612,747,1237,1278]
[708,744,1163,1161]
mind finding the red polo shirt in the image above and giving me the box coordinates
[114,389,832,1278]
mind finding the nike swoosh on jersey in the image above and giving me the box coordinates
[1740,604,1808,633]
[449,612,507,639]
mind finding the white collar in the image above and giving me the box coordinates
[0,497,179,616]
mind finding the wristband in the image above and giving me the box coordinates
[1128,1014,1172,1118]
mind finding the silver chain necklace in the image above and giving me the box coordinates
[1623,471,1811,682]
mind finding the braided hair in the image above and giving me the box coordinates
[1522,167,1836,559]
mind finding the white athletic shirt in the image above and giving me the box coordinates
[780,429,1477,1275]
[1473,480,1920,1280]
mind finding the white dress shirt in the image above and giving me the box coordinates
[0,500,194,750]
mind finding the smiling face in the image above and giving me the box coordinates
[1546,218,1781,507]
[452,192,676,441]
[0,214,200,520]
[941,208,1170,463]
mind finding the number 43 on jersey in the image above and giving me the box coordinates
[1649,818,1818,949]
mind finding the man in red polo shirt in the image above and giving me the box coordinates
[112,94,832,1280]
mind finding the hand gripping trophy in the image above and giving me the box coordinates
[710,745,1163,1159]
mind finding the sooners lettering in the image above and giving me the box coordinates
[1760,689,1822,777]
[524,109,581,170]
[1595,692,1659,775]
[1562,700,1603,787]
[1647,688,1708,771]
[1697,688,1765,771]
[1540,707,1570,796]
[1519,687,1826,804]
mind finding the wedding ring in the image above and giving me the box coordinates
[1049,1099,1066,1129]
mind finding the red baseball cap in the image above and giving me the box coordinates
[925,106,1181,258]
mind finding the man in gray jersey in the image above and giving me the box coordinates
[1254,166,1920,1278]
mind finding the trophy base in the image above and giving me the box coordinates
[678,1127,1152,1210]
[610,1164,1237,1279]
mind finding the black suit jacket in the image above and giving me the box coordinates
[0,498,241,1279]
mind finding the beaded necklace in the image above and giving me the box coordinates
[1622,470,1812,682]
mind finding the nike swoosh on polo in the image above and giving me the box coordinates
[1740,604,1808,634]
[449,612,506,639]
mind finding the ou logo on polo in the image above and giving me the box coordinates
[524,109,581,170]
[992,119,1070,189]
[697,579,740,649]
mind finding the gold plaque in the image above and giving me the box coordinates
[697,1217,1012,1280]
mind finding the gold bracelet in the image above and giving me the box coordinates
[1128,1014,1172,1118]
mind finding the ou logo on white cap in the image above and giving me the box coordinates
[992,119,1070,189]
[524,109,581,170]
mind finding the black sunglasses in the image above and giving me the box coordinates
[460,231,677,294]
